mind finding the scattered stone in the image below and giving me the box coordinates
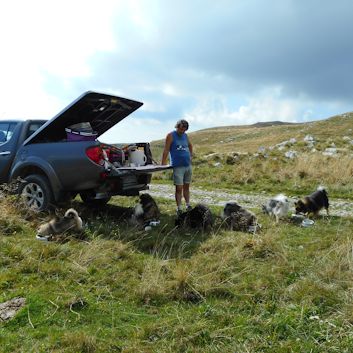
[323,147,337,156]
[205,152,220,160]
[213,162,222,167]
[304,135,315,142]
[285,150,298,159]
[0,297,26,322]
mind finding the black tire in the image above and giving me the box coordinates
[80,192,111,207]
[18,174,54,211]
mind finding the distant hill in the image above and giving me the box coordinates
[151,112,353,156]
[250,120,300,128]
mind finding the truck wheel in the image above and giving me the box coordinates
[80,192,111,207]
[18,175,54,211]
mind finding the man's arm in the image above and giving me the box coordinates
[161,133,173,165]
[188,138,193,159]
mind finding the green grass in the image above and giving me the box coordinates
[1,194,353,352]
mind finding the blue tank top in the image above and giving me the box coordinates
[170,131,191,167]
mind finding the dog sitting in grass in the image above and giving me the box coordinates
[175,203,213,230]
[295,186,329,217]
[221,201,258,232]
[262,194,290,223]
[36,208,83,241]
[130,193,160,229]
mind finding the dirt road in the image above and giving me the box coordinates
[145,184,353,217]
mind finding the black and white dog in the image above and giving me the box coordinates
[295,186,329,217]
[130,193,160,229]
[262,194,290,223]
[36,208,83,241]
[175,204,213,230]
[221,201,258,232]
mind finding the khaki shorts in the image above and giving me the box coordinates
[173,165,192,185]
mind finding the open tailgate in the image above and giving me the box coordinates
[116,164,172,173]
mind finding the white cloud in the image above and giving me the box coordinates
[0,0,117,120]
[182,88,300,129]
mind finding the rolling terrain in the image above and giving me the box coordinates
[1,112,353,352]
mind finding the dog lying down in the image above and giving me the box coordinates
[36,208,83,241]
[262,194,290,223]
[295,186,329,217]
[222,201,259,232]
[130,193,160,231]
[175,204,213,230]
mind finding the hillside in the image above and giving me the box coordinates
[151,113,353,198]
[1,112,353,352]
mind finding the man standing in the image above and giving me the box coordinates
[162,119,193,215]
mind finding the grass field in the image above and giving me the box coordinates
[1,192,353,352]
[2,114,353,352]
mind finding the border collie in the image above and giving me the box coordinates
[221,202,258,232]
[262,194,290,223]
[295,186,329,217]
[175,204,213,230]
[36,208,83,241]
[131,193,160,229]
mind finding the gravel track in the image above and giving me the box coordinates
[145,184,353,217]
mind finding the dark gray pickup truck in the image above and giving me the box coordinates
[0,91,170,211]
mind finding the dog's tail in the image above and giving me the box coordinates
[65,208,83,230]
[65,208,78,217]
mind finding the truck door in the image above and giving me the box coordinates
[0,122,19,183]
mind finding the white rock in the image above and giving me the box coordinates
[304,135,315,142]
[284,150,298,159]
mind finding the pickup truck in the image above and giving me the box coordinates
[0,91,170,211]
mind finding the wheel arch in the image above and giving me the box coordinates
[10,160,63,202]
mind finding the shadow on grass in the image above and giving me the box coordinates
[70,201,216,259]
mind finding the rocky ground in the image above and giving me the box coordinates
[145,184,353,217]
[0,297,26,322]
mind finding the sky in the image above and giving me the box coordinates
[1,0,353,143]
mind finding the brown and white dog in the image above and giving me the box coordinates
[221,201,258,232]
[36,208,83,241]
[130,193,160,229]
[295,186,329,217]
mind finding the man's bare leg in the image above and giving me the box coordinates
[175,185,183,212]
[183,183,190,209]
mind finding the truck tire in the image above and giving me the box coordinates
[18,174,54,211]
[80,192,111,207]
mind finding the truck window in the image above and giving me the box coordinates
[26,122,46,139]
[0,122,18,144]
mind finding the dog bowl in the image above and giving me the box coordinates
[301,218,315,227]
[291,214,305,224]
[36,234,50,242]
